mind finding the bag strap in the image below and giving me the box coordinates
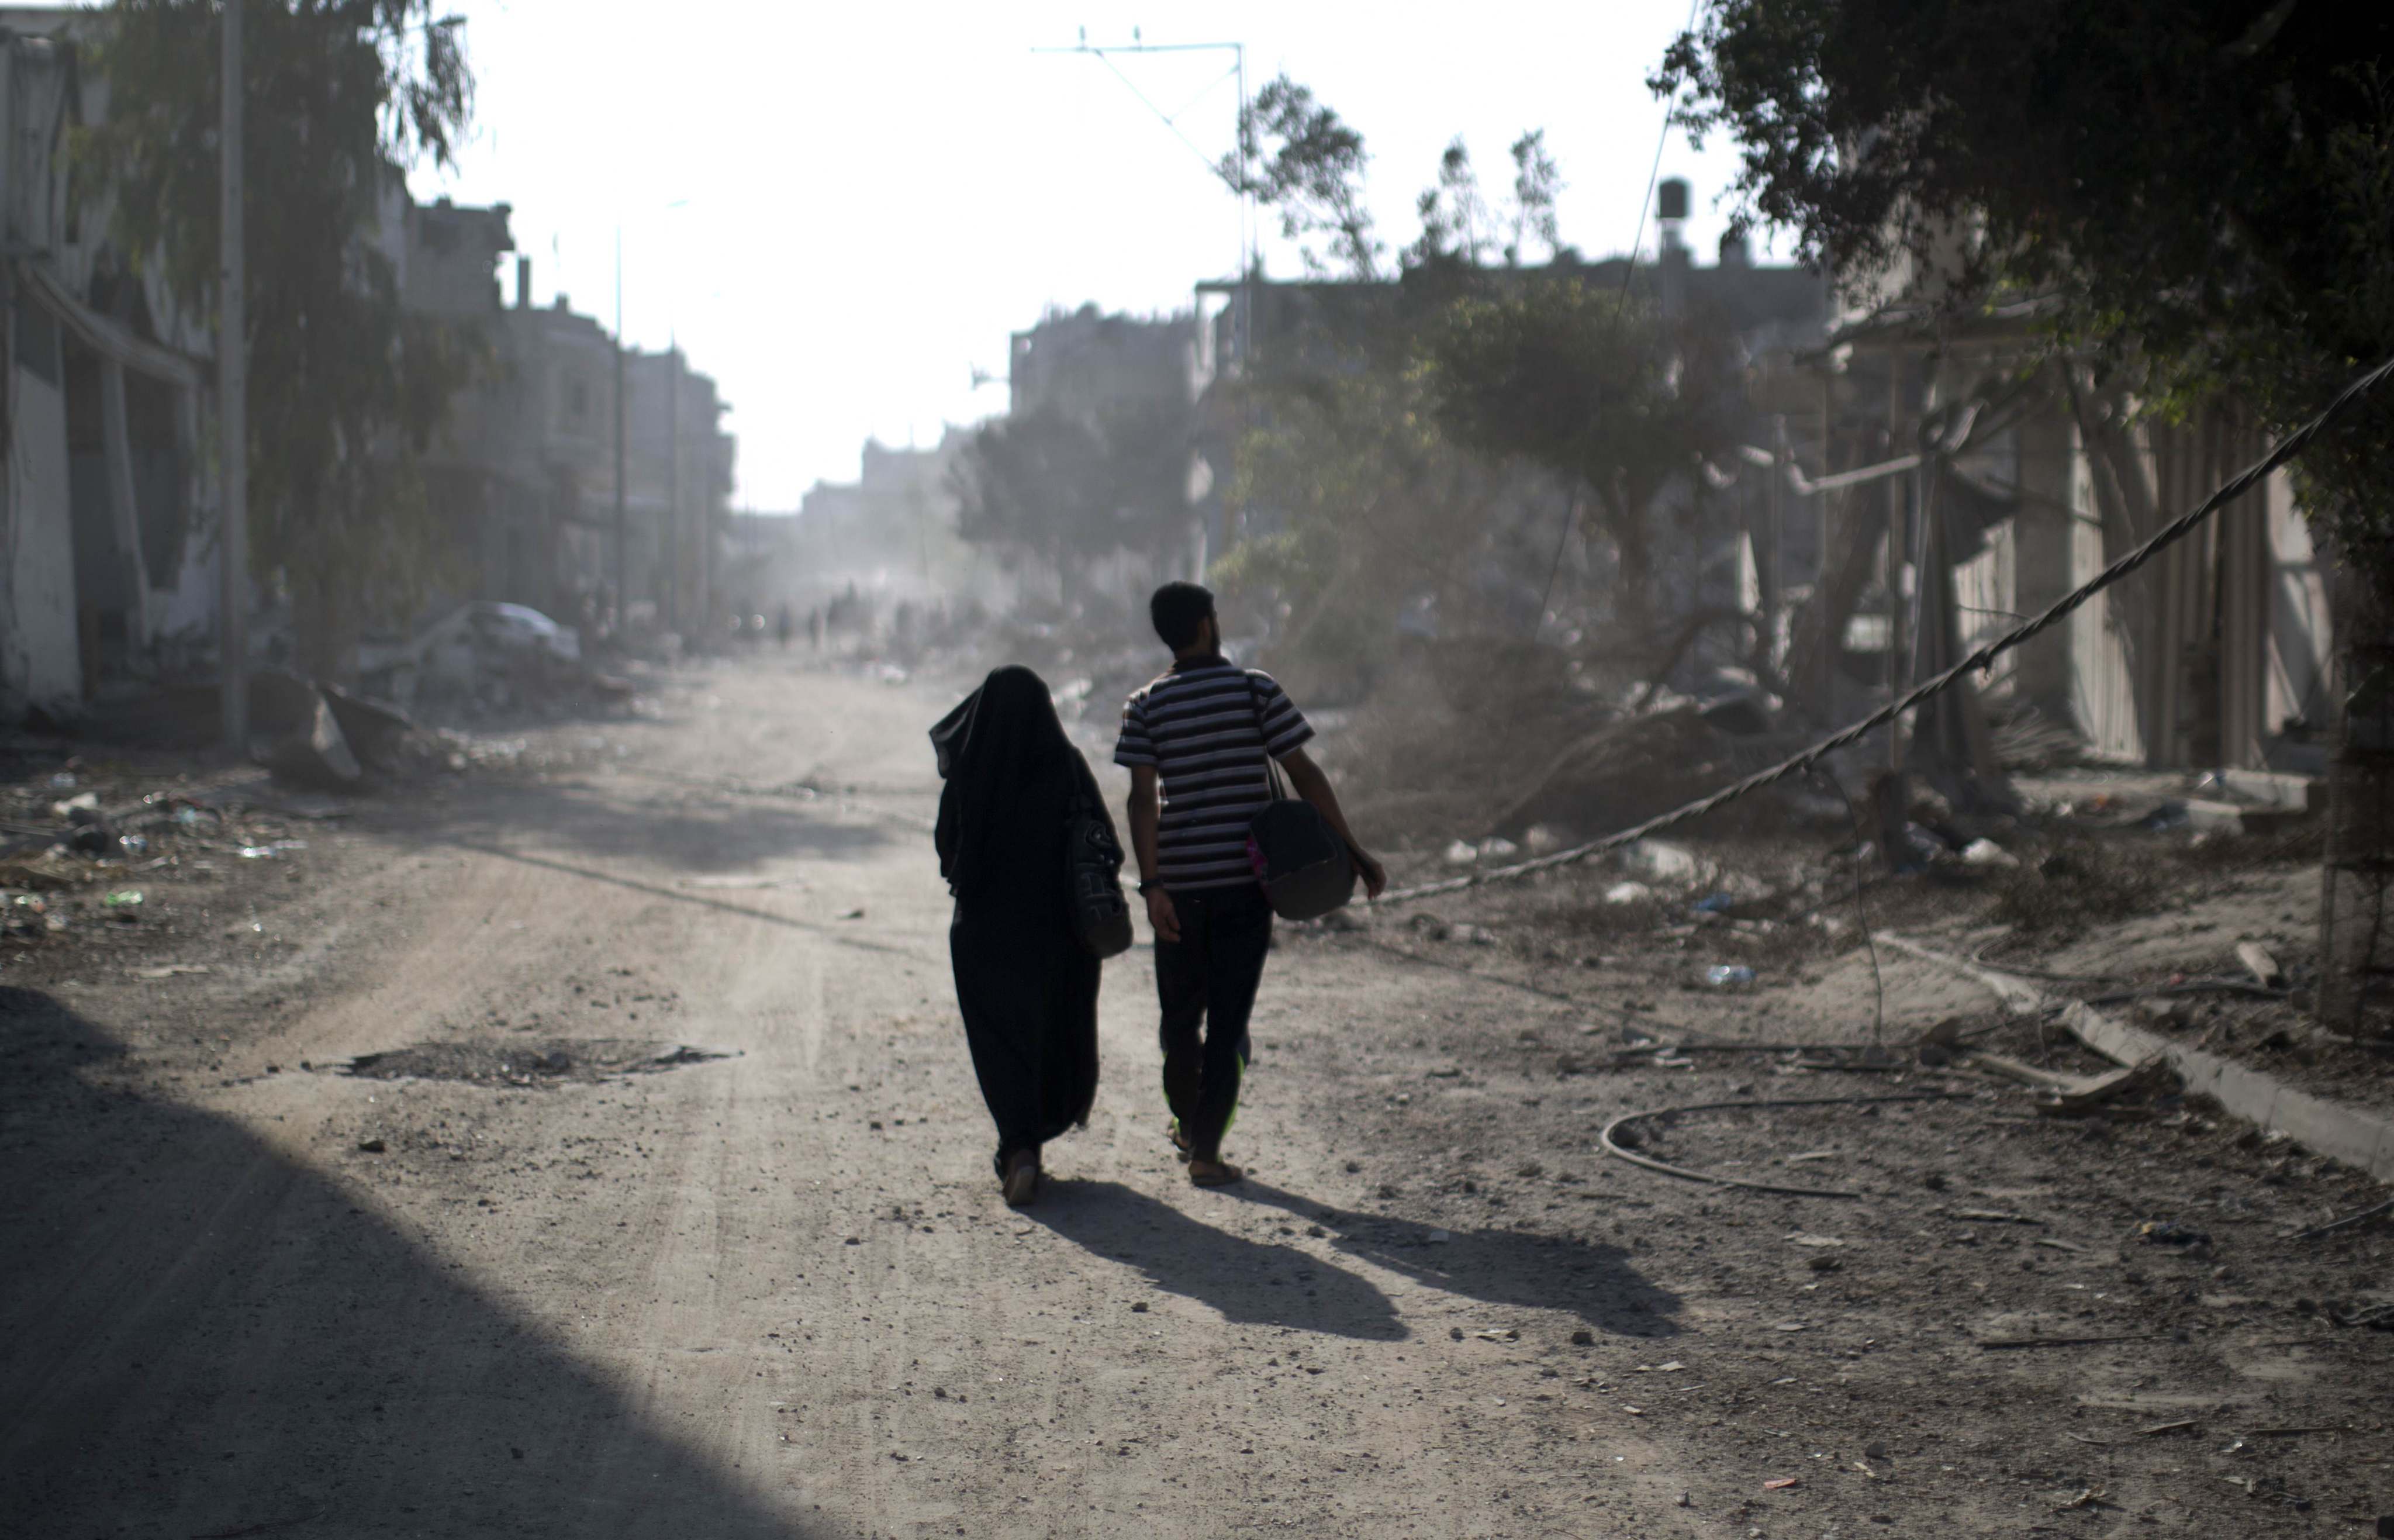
[1245,673,1293,802]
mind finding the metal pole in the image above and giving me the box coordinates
[218,0,247,749]
[666,336,679,634]
[612,228,626,633]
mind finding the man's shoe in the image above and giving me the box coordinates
[1188,1157,1242,1188]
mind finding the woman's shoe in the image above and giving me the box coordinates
[1001,1148,1041,1207]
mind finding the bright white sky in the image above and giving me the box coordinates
[413,0,1782,510]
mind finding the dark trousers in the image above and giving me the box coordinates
[1153,883,1273,1161]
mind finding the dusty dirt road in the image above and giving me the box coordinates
[4,655,2388,1538]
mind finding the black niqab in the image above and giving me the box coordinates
[930,666,1106,1167]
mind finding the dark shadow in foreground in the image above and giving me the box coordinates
[1228,1179,1683,1338]
[1023,1178,1408,1341]
[0,987,814,1538]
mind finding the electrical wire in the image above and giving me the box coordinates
[1372,351,2394,907]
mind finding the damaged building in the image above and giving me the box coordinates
[0,13,215,725]
[406,206,737,644]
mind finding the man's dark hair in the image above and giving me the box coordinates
[1149,581,1216,652]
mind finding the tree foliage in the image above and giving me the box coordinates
[1222,77,1382,280]
[77,0,482,674]
[1220,77,1738,651]
[949,401,1190,606]
[1425,282,1742,636]
[1652,0,2394,561]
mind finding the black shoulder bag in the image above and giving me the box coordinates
[1242,679,1356,921]
[1066,778,1134,958]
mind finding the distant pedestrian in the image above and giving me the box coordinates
[1115,582,1385,1187]
[932,666,1110,1206]
[775,602,793,650]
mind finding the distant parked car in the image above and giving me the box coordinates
[459,602,582,662]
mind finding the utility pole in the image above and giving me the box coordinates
[612,229,626,633]
[218,0,247,749]
[666,336,680,636]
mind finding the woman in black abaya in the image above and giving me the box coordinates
[931,666,1107,1206]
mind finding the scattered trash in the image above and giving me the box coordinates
[130,964,209,979]
[258,679,364,791]
[1787,1232,1845,1248]
[837,907,866,920]
[1473,1328,1519,1342]
[1761,1476,1801,1491]
[2139,1220,2211,1247]
[357,1138,386,1153]
[47,772,77,789]
[651,1045,738,1066]
[1522,824,1570,855]
[1604,881,1653,905]
[1691,892,1736,914]
[1960,837,2019,868]
[2234,941,2285,990]
[1443,840,1478,866]
[1704,965,1756,987]
[2286,1196,2394,1241]
[1621,839,1699,882]
[1478,837,1519,860]
[101,890,144,909]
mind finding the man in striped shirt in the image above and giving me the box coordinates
[1115,582,1385,1187]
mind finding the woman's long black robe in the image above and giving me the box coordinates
[931,667,1104,1170]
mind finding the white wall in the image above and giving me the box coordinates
[2,361,80,714]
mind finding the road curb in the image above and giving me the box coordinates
[1880,934,2394,1185]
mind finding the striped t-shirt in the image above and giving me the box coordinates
[1113,657,1315,892]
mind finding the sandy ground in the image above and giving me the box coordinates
[2,654,2389,1538]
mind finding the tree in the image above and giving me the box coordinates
[1213,303,1532,688]
[949,401,1189,610]
[1654,1,2394,1028]
[1222,76,1382,280]
[77,0,481,678]
[1221,78,1739,658]
[1425,281,1743,639]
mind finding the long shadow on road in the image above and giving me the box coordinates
[1229,1179,1681,1339]
[0,987,815,1538]
[1022,1179,1408,1341]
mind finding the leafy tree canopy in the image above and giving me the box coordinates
[949,400,1190,607]
[1652,0,2394,555]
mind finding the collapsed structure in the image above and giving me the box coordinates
[0,9,738,727]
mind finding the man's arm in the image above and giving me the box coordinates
[1276,747,1387,898]
[1126,765,1179,941]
